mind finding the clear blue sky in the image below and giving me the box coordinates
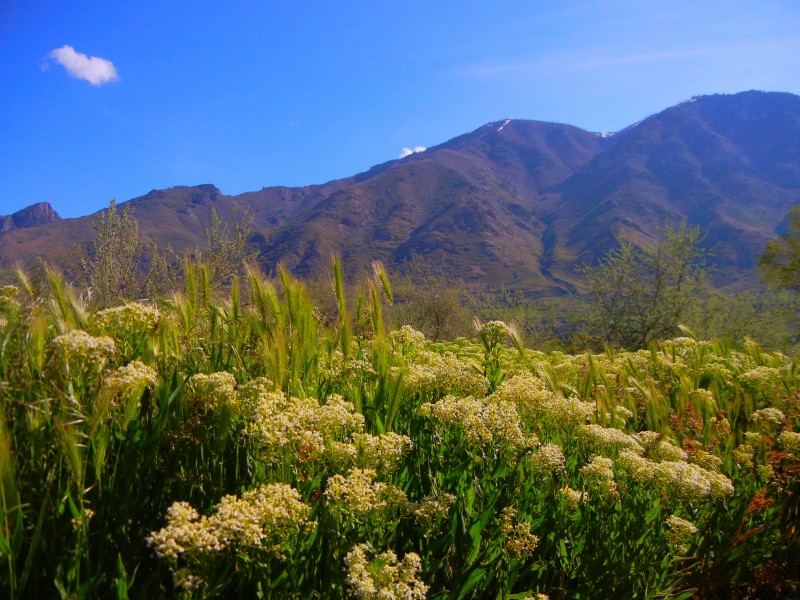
[1,1,799,218]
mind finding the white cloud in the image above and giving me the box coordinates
[399,146,427,159]
[50,45,119,86]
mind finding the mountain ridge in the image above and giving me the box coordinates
[2,90,799,293]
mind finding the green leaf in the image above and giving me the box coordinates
[456,566,487,600]
[644,499,662,524]
[115,578,128,599]
[0,528,11,556]
[114,553,129,600]
[466,507,494,566]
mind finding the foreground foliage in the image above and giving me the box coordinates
[0,264,798,599]
[760,204,800,293]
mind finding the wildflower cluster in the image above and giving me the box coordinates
[636,431,687,462]
[662,338,712,360]
[778,430,800,456]
[344,543,428,600]
[580,456,619,501]
[733,443,756,468]
[608,404,635,427]
[318,350,378,388]
[752,407,785,433]
[419,395,533,455]
[411,493,456,535]
[51,330,116,364]
[475,319,515,347]
[91,302,160,335]
[147,484,314,592]
[711,413,732,438]
[103,360,158,394]
[186,371,239,412]
[245,391,365,463]
[527,443,566,475]
[544,353,584,388]
[404,350,487,398]
[499,507,540,559]
[326,432,414,473]
[352,432,413,472]
[687,448,723,472]
[0,285,19,301]
[617,449,734,503]
[665,514,698,554]
[560,486,588,510]
[490,373,593,428]
[50,330,116,389]
[579,424,642,454]
[740,366,782,400]
[700,361,735,384]
[389,325,427,357]
[325,468,408,526]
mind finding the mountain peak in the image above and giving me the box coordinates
[0,202,61,233]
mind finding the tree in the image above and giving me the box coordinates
[76,199,180,306]
[78,199,143,307]
[189,207,254,286]
[759,204,800,291]
[683,288,799,350]
[77,201,256,307]
[391,255,471,341]
[579,221,709,349]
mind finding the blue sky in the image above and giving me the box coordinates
[1,1,799,218]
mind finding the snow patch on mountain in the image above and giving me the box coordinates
[399,146,427,159]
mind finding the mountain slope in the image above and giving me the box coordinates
[255,120,606,288]
[1,91,798,293]
[548,91,800,286]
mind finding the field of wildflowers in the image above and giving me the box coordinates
[0,262,798,598]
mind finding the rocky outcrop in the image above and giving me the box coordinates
[0,202,62,233]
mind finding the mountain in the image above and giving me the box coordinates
[0,202,61,233]
[255,120,606,290]
[549,91,800,283]
[1,91,799,293]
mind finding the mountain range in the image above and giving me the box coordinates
[2,90,799,294]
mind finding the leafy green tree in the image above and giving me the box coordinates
[78,199,144,307]
[78,202,255,307]
[759,204,800,291]
[190,207,254,286]
[391,255,471,341]
[684,289,799,350]
[142,240,180,299]
[579,221,709,349]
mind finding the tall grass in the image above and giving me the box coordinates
[0,262,797,598]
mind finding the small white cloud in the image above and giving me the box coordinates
[399,146,427,159]
[50,45,119,86]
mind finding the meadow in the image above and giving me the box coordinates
[0,260,797,598]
